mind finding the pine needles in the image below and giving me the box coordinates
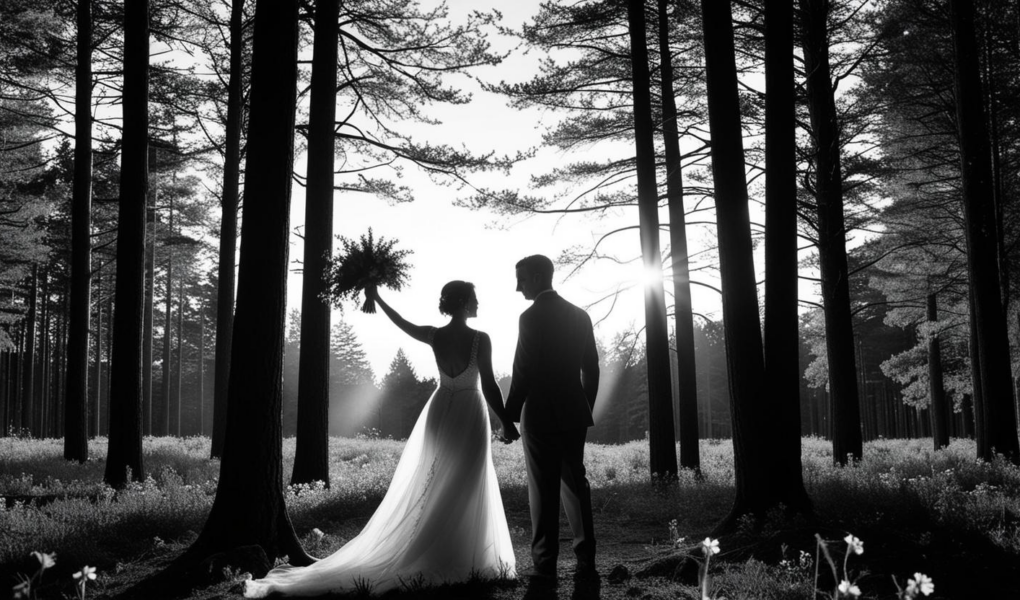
[325,229,412,313]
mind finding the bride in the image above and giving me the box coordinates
[244,281,519,597]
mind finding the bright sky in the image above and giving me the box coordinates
[284,0,724,379]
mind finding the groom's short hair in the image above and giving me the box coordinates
[516,254,554,287]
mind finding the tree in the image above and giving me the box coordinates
[292,0,340,488]
[699,0,770,528]
[21,265,37,433]
[762,0,810,513]
[925,292,950,449]
[187,0,311,569]
[160,193,174,436]
[330,320,374,386]
[799,0,863,466]
[657,0,700,474]
[209,0,250,460]
[626,0,677,478]
[104,0,149,488]
[859,0,1020,453]
[948,0,1020,463]
[378,349,431,439]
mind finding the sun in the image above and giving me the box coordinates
[638,266,664,289]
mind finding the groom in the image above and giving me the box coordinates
[505,254,600,580]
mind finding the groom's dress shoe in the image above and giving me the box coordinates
[521,566,558,581]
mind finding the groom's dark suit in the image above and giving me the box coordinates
[506,290,599,573]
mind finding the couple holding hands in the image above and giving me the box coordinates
[246,254,600,597]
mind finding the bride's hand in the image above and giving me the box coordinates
[500,422,520,444]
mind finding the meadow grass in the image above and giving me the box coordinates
[1,435,1018,599]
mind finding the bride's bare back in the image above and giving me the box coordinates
[431,325,477,378]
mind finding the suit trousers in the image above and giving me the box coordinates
[521,424,596,571]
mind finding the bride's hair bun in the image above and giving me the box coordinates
[439,281,476,315]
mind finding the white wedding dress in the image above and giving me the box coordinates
[245,329,516,597]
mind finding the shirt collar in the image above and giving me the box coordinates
[535,288,556,300]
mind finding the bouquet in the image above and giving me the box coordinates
[325,228,413,313]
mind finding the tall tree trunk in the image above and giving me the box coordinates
[982,28,1008,314]
[189,0,310,567]
[104,0,149,487]
[799,0,862,466]
[700,0,769,528]
[176,275,184,436]
[626,0,678,479]
[14,324,24,431]
[162,202,174,437]
[56,290,69,436]
[93,267,102,438]
[926,293,950,450]
[143,203,155,436]
[949,0,1020,463]
[657,0,699,475]
[968,292,985,450]
[104,294,113,434]
[39,270,50,438]
[292,0,339,487]
[211,0,245,460]
[199,304,205,436]
[21,265,38,435]
[1,344,7,433]
[763,0,811,514]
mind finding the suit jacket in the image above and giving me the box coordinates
[506,291,600,432]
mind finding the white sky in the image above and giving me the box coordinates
[284,0,726,379]
[278,0,833,380]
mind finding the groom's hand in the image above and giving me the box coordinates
[500,424,520,444]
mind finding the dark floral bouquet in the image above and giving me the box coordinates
[325,228,412,313]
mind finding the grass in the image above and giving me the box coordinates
[1,435,1018,599]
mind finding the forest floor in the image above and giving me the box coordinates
[2,436,1019,599]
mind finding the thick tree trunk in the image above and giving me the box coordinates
[949,0,1020,463]
[292,0,340,487]
[657,0,699,475]
[626,0,678,479]
[211,0,245,460]
[189,0,310,567]
[926,293,950,450]
[21,265,37,435]
[764,0,811,514]
[700,0,769,528]
[143,204,155,436]
[104,0,149,487]
[799,0,862,466]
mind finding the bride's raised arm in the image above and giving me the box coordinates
[368,287,432,344]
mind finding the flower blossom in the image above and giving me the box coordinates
[906,572,934,597]
[701,538,720,556]
[843,534,864,555]
[838,580,861,597]
[31,551,56,570]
